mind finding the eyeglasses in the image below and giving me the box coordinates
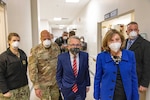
[68,44,81,47]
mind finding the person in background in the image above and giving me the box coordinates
[29,30,60,100]
[69,31,76,37]
[80,36,87,51]
[125,21,150,100]
[55,31,68,53]
[50,33,55,42]
[0,33,30,100]
[56,36,90,100]
[94,29,139,100]
[55,31,69,100]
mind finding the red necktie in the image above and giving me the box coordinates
[72,56,78,93]
[73,56,77,77]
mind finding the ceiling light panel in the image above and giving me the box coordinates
[53,17,62,21]
[65,0,80,3]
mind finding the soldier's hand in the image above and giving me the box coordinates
[35,88,42,99]
[3,92,11,98]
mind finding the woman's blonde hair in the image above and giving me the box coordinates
[102,29,125,52]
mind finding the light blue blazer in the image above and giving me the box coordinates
[94,49,139,100]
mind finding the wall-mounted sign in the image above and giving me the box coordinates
[104,13,110,19]
[104,9,118,20]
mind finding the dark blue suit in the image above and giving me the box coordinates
[56,51,90,100]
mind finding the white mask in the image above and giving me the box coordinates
[63,36,68,40]
[109,42,121,52]
[11,41,19,49]
[43,39,51,48]
[80,39,84,42]
[129,31,138,39]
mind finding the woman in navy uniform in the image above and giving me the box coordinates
[0,33,29,100]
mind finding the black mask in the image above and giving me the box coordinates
[70,48,80,55]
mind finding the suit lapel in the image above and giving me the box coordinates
[77,52,83,77]
[129,35,143,50]
[66,52,74,75]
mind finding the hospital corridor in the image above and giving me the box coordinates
[0,0,150,100]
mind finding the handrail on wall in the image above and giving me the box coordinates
[89,56,96,62]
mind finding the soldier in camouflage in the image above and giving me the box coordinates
[29,30,60,100]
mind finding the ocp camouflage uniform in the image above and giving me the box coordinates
[0,85,29,100]
[29,42,60,100]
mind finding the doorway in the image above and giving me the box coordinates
[97,10,134,53]
[0,2,7,53]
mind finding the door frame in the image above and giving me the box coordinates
[97,10,134,53]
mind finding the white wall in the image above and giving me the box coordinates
[39,21,50,32]
[6,0,32,56]
[5,1,35,100]
[74,0,150,56]
[73,0,150,99]
[0,5,7,54]
[52,29,64,38]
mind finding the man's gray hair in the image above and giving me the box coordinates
[67,36,80,44]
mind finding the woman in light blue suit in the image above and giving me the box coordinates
[94,29,139,100]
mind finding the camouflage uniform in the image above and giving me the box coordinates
[29,42,60,100]
[0,85,30,100]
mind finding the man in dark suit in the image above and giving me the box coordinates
[56,36,90,100]
[125,21,150,100]
[55,31,68,53]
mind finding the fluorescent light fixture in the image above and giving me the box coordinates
[53,17,62,21]
[59,25,65,29]
[65,0,79,3]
